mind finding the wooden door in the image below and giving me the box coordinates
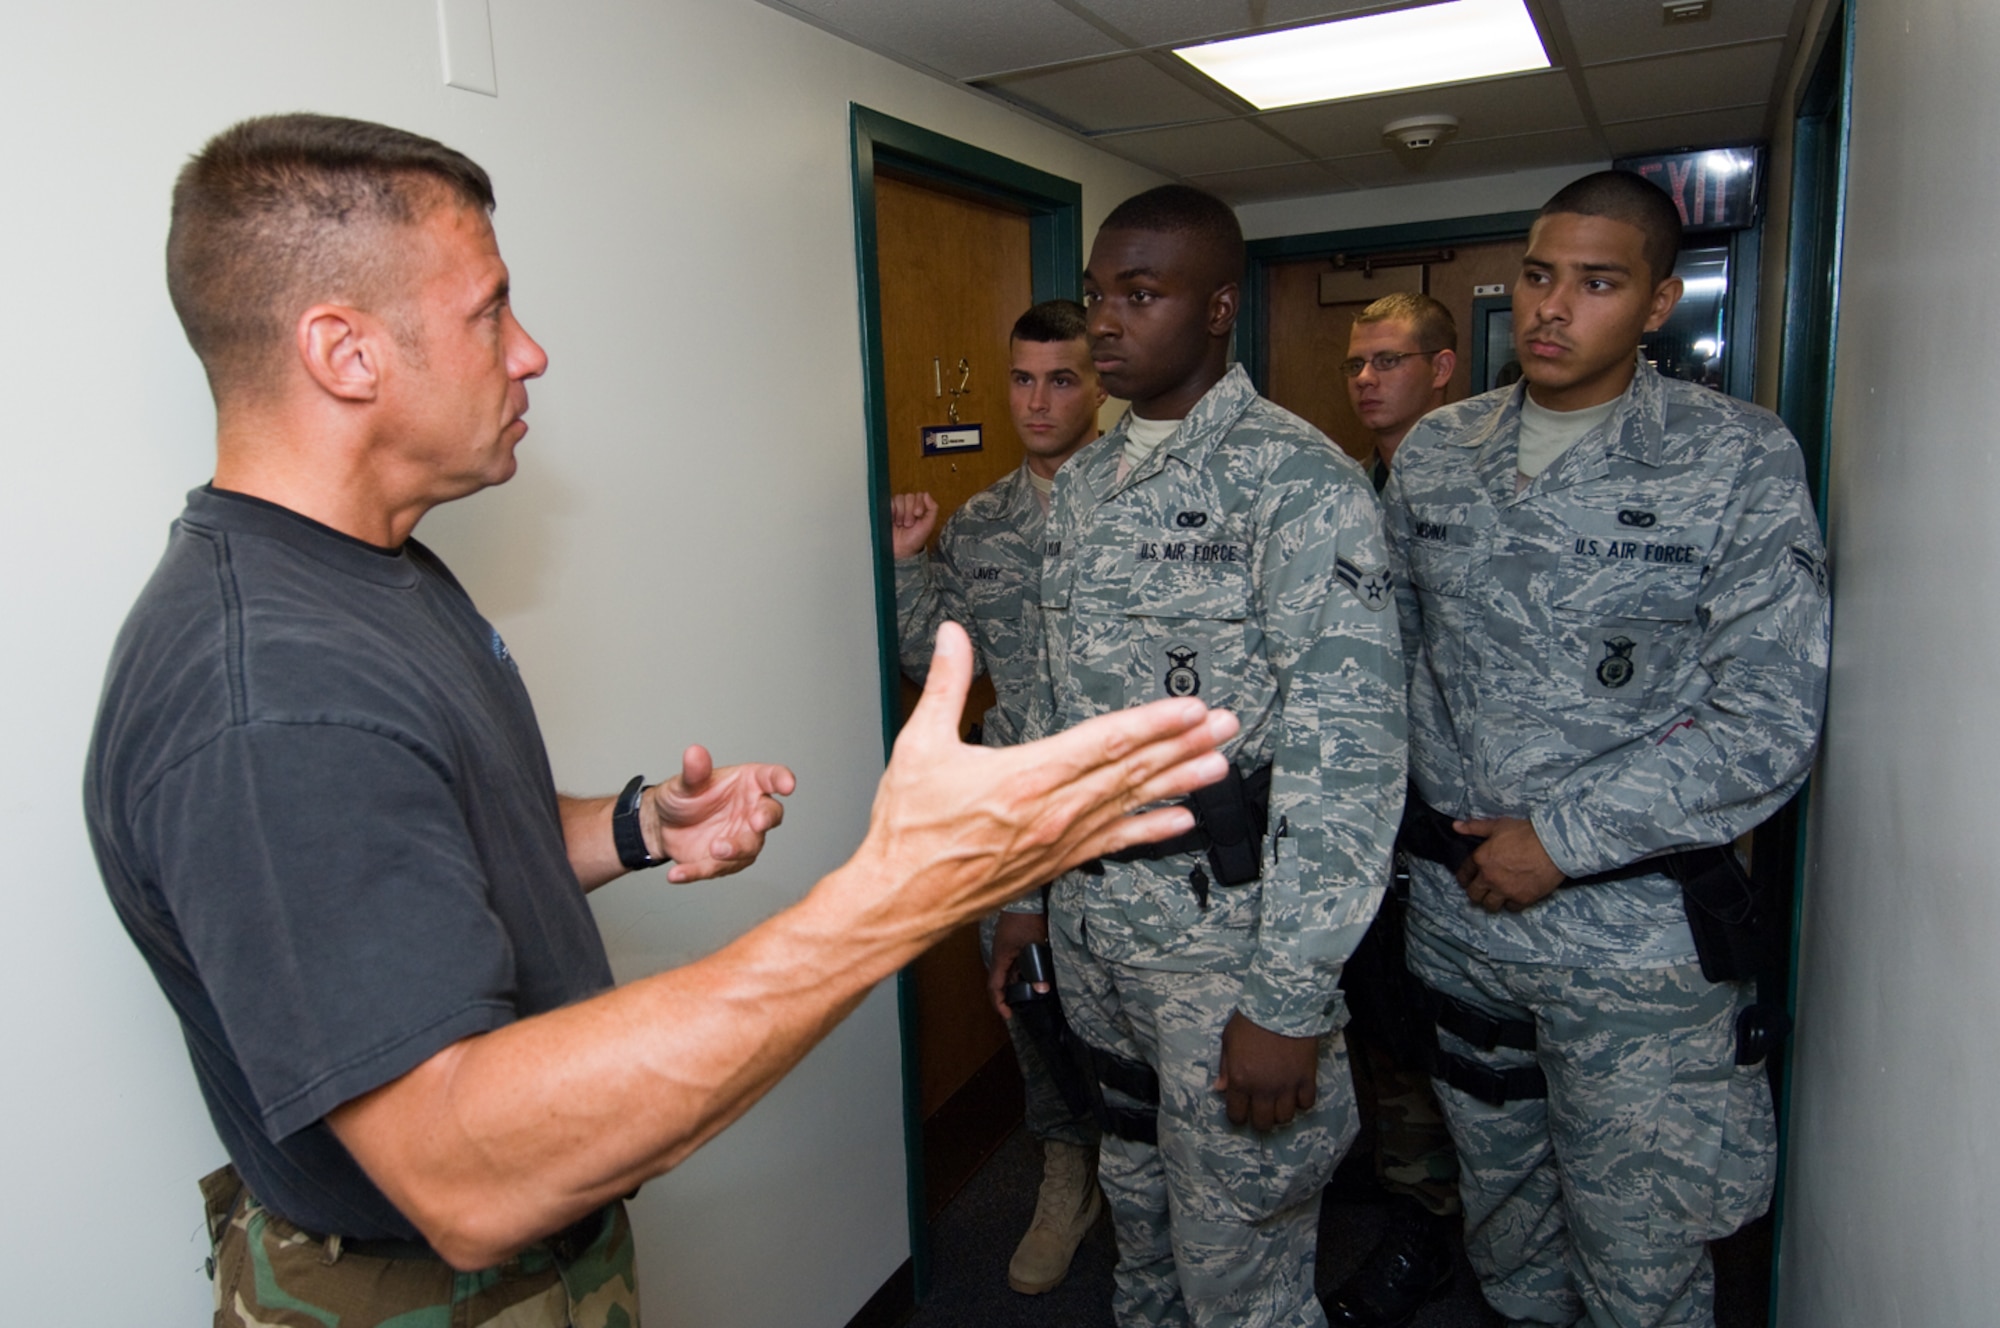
[873,167,1032,1212]
[1264,237,1529,459]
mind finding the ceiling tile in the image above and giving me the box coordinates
[1092,120,1308,176]
[1323,127,1604,187]
[1072,0,1382,49]
[1599,106,1768,156]
[980,56,1236,133]
[1260,70,1584,159]
[1584,40,1782,123]
[767,0,1123,79]
[1180,160,1354,204]
[1555,0,1802,65]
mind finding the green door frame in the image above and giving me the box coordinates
[847,103,1083,1300]
[1765,5,1854,1323]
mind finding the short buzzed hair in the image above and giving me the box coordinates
[1012,299,1088,344]
[166,113,496,399]
[1354,292,1457,353]
[1538,170,1684,287]
[1099,185,1246,285]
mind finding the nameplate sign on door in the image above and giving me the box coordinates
[922,425,983,455]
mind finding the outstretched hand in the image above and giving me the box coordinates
[1452,816,1563,912]
[836,621,1237,953]
[1214,1012,1319,1132]
[645,746,797,883]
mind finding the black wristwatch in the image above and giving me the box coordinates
[612,775,669,871]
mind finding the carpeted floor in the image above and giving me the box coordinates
[905,1125,1771,1327]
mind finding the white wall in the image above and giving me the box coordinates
[1233,162,1609,240]
[0,2,1161,1323]
[1776,1,2000,1323]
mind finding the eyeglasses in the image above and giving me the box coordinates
[1339,349,1441,378]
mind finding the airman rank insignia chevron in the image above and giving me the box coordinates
[1789,544,1828,597]
[1334,556,1392,611]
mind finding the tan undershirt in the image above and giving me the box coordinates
[1516,392,1620,491]
[1117,414,1181,483]
[1027,467,1053,514]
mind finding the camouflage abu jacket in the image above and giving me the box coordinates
[1034,364,1408,1038]
[1384,359,1831,966]
[894,463,1050,751]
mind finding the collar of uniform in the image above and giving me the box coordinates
[997,461,1043,514]
[1477,355,1670,504]
[1458,380,1529,450]
[1608,354,1669,466]
[1088,363,1257,500]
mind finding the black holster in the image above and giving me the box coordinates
[1005,942,1160,1143]
[1090,763,1271,887]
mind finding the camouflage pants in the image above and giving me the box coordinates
[1348,1035,1460,1217]
[1052,908,1354,1328]
[1405,924,1774,1328]
[202,1165,640,1328]
[982,912,1100,1148]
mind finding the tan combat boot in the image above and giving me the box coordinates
[1007,1139,1103,1294]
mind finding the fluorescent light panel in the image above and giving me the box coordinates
[1174,0,1551,111]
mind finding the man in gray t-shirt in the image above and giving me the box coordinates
[86,113,1235,1326]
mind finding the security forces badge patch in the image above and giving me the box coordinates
[1164,645,1201,697]
[1334,555,1392,611]
[1584,626,1653,697]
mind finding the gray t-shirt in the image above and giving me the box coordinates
[84,487,614,1241]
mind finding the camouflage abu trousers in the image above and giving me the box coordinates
[1405,923,1774,1328]
[1052,907,1356,1328]
[982,911,1100,1148]
[1348,1035,1460,1218]
[202,1165,640,1328]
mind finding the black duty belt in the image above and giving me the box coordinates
[1397,787,1765,984]
[1398,790,1732,888]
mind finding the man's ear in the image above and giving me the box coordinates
[297,304,388,403]
[1207,281,1241,338]
[1430,349,1458,391]
[1644,276,1686,334]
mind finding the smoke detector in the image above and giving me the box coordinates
[1382,114,1460,151]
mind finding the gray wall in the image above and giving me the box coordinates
[1776,0,2000,1322]
[0,1,1160,1322]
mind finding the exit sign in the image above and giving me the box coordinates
[1614,146,1762,232]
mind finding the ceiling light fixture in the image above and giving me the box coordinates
[1174,0,1551,112]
